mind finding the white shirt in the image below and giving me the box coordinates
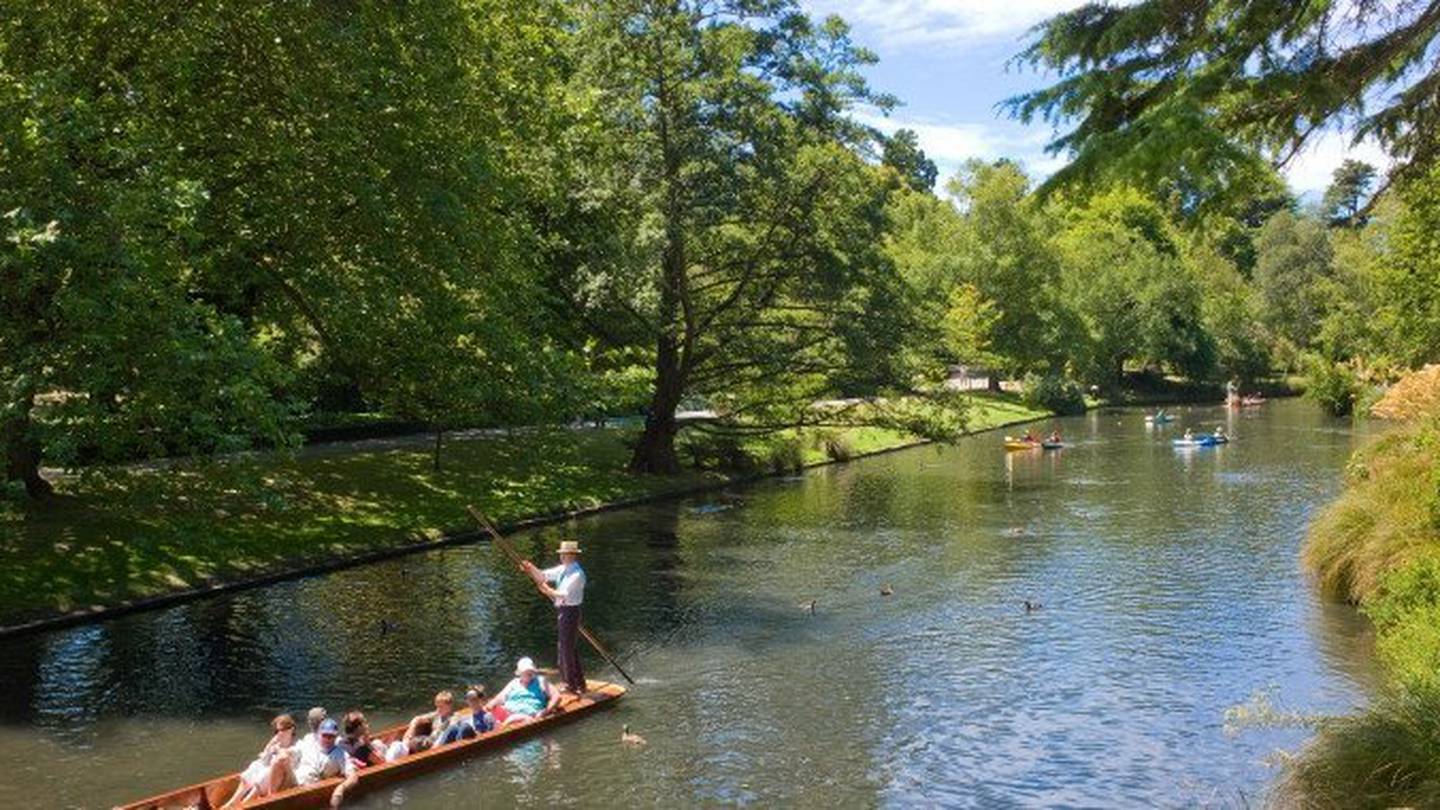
[541,562,585,607]
[291,738,354,785]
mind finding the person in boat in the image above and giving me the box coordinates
[522,539,588,695]
[267,717,356,808]
[1213,426,1227,440]
[453,685,496,740]
[1182,429,1194,441]
[1022,429,1039,443]
[1048,430,1061,444]
[300,706,327,749]
[384,717,435,762]
[220,713,296,808]
[340,711,385,769]
[484,656,561,728]
[400,690,460,748]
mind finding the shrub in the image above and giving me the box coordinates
[1021,373,1086,415]
[678,431,756,473]
[816,430,854,462]
[765,436,805,474]
[1304,355,1361,417]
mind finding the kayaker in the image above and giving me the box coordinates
[1182,429,1194,441]
[1213,426,1227,440]
[522,539,588,695]
[1048,430,1061,443]
[485,656,562,727]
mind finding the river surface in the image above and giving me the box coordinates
[0,400,1381,808]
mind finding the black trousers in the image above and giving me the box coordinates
[557,605,585,692]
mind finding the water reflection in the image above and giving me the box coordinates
[0,399,1379,808]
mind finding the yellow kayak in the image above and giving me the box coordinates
[1004,437,1040,451]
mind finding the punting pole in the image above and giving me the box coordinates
[467,506,637,686]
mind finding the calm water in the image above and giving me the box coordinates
[0,400,1380,808]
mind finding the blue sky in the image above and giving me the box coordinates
[802,0,1389,197]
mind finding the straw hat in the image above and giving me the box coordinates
[515,656,538,675]
[556,539,583,555]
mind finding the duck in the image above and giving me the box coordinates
[621,724,647,746]
[879,584,894,597]
[377,618,394,635]
[799,598,817,614]
[1023,600,1043,612]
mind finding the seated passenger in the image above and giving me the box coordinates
[462,685,496,736]
[385,717,434,761]
[299,706,328,749]
[1213,427,1227,439]
[1182,429,1194,440]
[484,657,560,728]
[1048,430,1061,443]
[340,711,385,769]
[267,717,356,807]
[220,713,296,808]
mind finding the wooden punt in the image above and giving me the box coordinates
[115,680,626,809]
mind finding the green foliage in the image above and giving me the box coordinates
[881,129,938,193]
[1010,1,1440,206]
[1302,355,1361,418]
[1254,212,1333,353]
[941,284,1003,368]
[1020,373,1086,416]
[1291,417,1440,807]
[1323,160,1379,228]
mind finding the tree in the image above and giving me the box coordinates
[1253,211,1334,357]
[1054,189,1214,384]
[565,1,941,475]
[945,160,1074,379]
[2,0,571,497]
[1323,160,1379,227]
[882,129,939,193]
[1010,1,1440,207]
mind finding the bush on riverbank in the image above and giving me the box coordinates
[1021,373,1086,415]
[1290,377,1440,806]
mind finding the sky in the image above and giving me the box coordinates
[801,0,1390,197]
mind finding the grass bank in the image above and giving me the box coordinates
[0,392,1047,632]
[1282,372,1440,806]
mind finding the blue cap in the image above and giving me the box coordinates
[318,718,339,735]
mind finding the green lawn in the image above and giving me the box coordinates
[0,392,1047,627]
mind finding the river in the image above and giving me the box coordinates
[0,399,1380,808]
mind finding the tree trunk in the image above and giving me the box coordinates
[3,399,52,499]
[987,374,1001,393]
[629,346,685,474]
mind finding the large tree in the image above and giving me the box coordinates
[1323,159,1379,227]
[1010,1,1440,206]
[1,1,569,496]
[882,128,939,193]
[565,1,940,474]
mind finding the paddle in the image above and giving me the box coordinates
[467,507,637,686]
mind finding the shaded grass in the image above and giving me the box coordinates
[0,392,1048,627]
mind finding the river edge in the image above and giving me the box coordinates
[0,392,1277,639]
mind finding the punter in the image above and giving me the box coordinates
[522,539,587,694]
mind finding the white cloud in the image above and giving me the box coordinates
[1281,129,1392,198]
[804,0,1091,46]
[859,111,1063,179]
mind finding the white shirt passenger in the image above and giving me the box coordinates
[291,739,354,785]
[541,562,585,607]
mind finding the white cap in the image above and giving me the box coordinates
[515,656,537,675]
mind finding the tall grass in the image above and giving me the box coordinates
[1288,406,1440,806]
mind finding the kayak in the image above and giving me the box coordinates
[1145,414,1176,423]
[116,680,626,809]
[1004,437,1040,451]
[1173,435,1229,447]
[1041,441,1065,450]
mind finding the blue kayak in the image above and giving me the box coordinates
[1173,435,1229,447]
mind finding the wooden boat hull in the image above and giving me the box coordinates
[115,680,626,809]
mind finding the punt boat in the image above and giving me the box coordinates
[115,680,626,809]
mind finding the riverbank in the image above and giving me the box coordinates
[0,393,1055,635]
[1281,368,1440,805]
